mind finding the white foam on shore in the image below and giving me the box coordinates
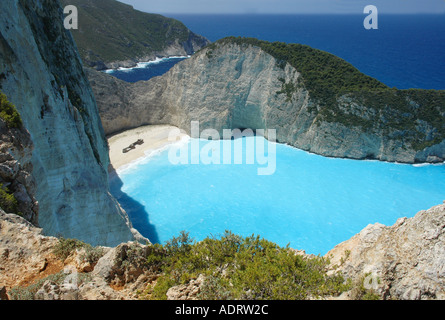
[117,134,444,174]
[279,142,445,167]
[116,134,191,175]
[413,162,445,167]
[103,55,190,73]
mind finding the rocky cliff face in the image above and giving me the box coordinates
[87,44,311,138]
[327,202,445,300]
[88,41,444,163]
[1,203,444,300]
[0,116,38,224]
[0,0,138,246]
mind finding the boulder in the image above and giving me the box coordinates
[327,203,445,300]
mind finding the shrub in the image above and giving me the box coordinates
[53,237,87,260]
[0,183,20,215]
[8,271,67,300]
[348,275,381,300]
[53,237,105,265]
[0,91,22,128]
[8,271,92,300]
[147,230,349,300]
[80,245,105,265]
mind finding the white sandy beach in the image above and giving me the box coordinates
[107,125,187,170]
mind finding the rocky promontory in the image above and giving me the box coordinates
[61,0,210,70]
[88,38,445,164]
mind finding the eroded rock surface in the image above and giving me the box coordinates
[327,203,445,300]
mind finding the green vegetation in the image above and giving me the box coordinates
[345,88,445,150]
[142,231,350,300]
[53,237,105,264]
[204,37,445,151]
[9,271,68,300]
[0,183,21,216]
[8,233,383,300]
[60,0,203,67]
[0,91,22,128]
[348,274,381,300]
[8,271,92,300]
[276,78,300,102]
[205,37,387,106]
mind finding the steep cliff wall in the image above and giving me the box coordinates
[0,0,138,246]
[87,44,311,137]
[89,39,445,163]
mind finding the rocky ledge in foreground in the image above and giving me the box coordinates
[327,202,445,300]
[1,202,444,300]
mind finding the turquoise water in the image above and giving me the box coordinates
[110,136,445,255]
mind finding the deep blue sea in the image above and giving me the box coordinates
[108,14,445,89]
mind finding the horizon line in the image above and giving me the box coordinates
[157,12,445,16]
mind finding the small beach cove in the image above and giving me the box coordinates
[107,125,187,171]
[108,125,445,255]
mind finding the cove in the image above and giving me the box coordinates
[109,136,445,255]
[103,56,189,83]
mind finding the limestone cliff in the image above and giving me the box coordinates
[0,113,38,224]
[0,0,138,246]
[327,202,445,300]
[88,39,445,163]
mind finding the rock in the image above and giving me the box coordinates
[93,242,150,287]
[0,209,59,290]
[88,40,444,164]
[59,0,209,70]
[78,276,125,300]
[2,199,445,300]
[0,117,37,224]
[167,274,205,300]
[34,276,78,300]
[326,203,445,300]
[0,0,139,246]
[0,286,8,300]
[35,281,61,300]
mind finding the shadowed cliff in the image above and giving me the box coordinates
[0,0,140,246]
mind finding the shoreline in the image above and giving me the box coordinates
[107,125,445,172]
[107,125,187,172]
[102,55,191,73]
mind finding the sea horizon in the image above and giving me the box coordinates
[163,13,445,90]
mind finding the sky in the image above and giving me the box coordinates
[117,0,445,14]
